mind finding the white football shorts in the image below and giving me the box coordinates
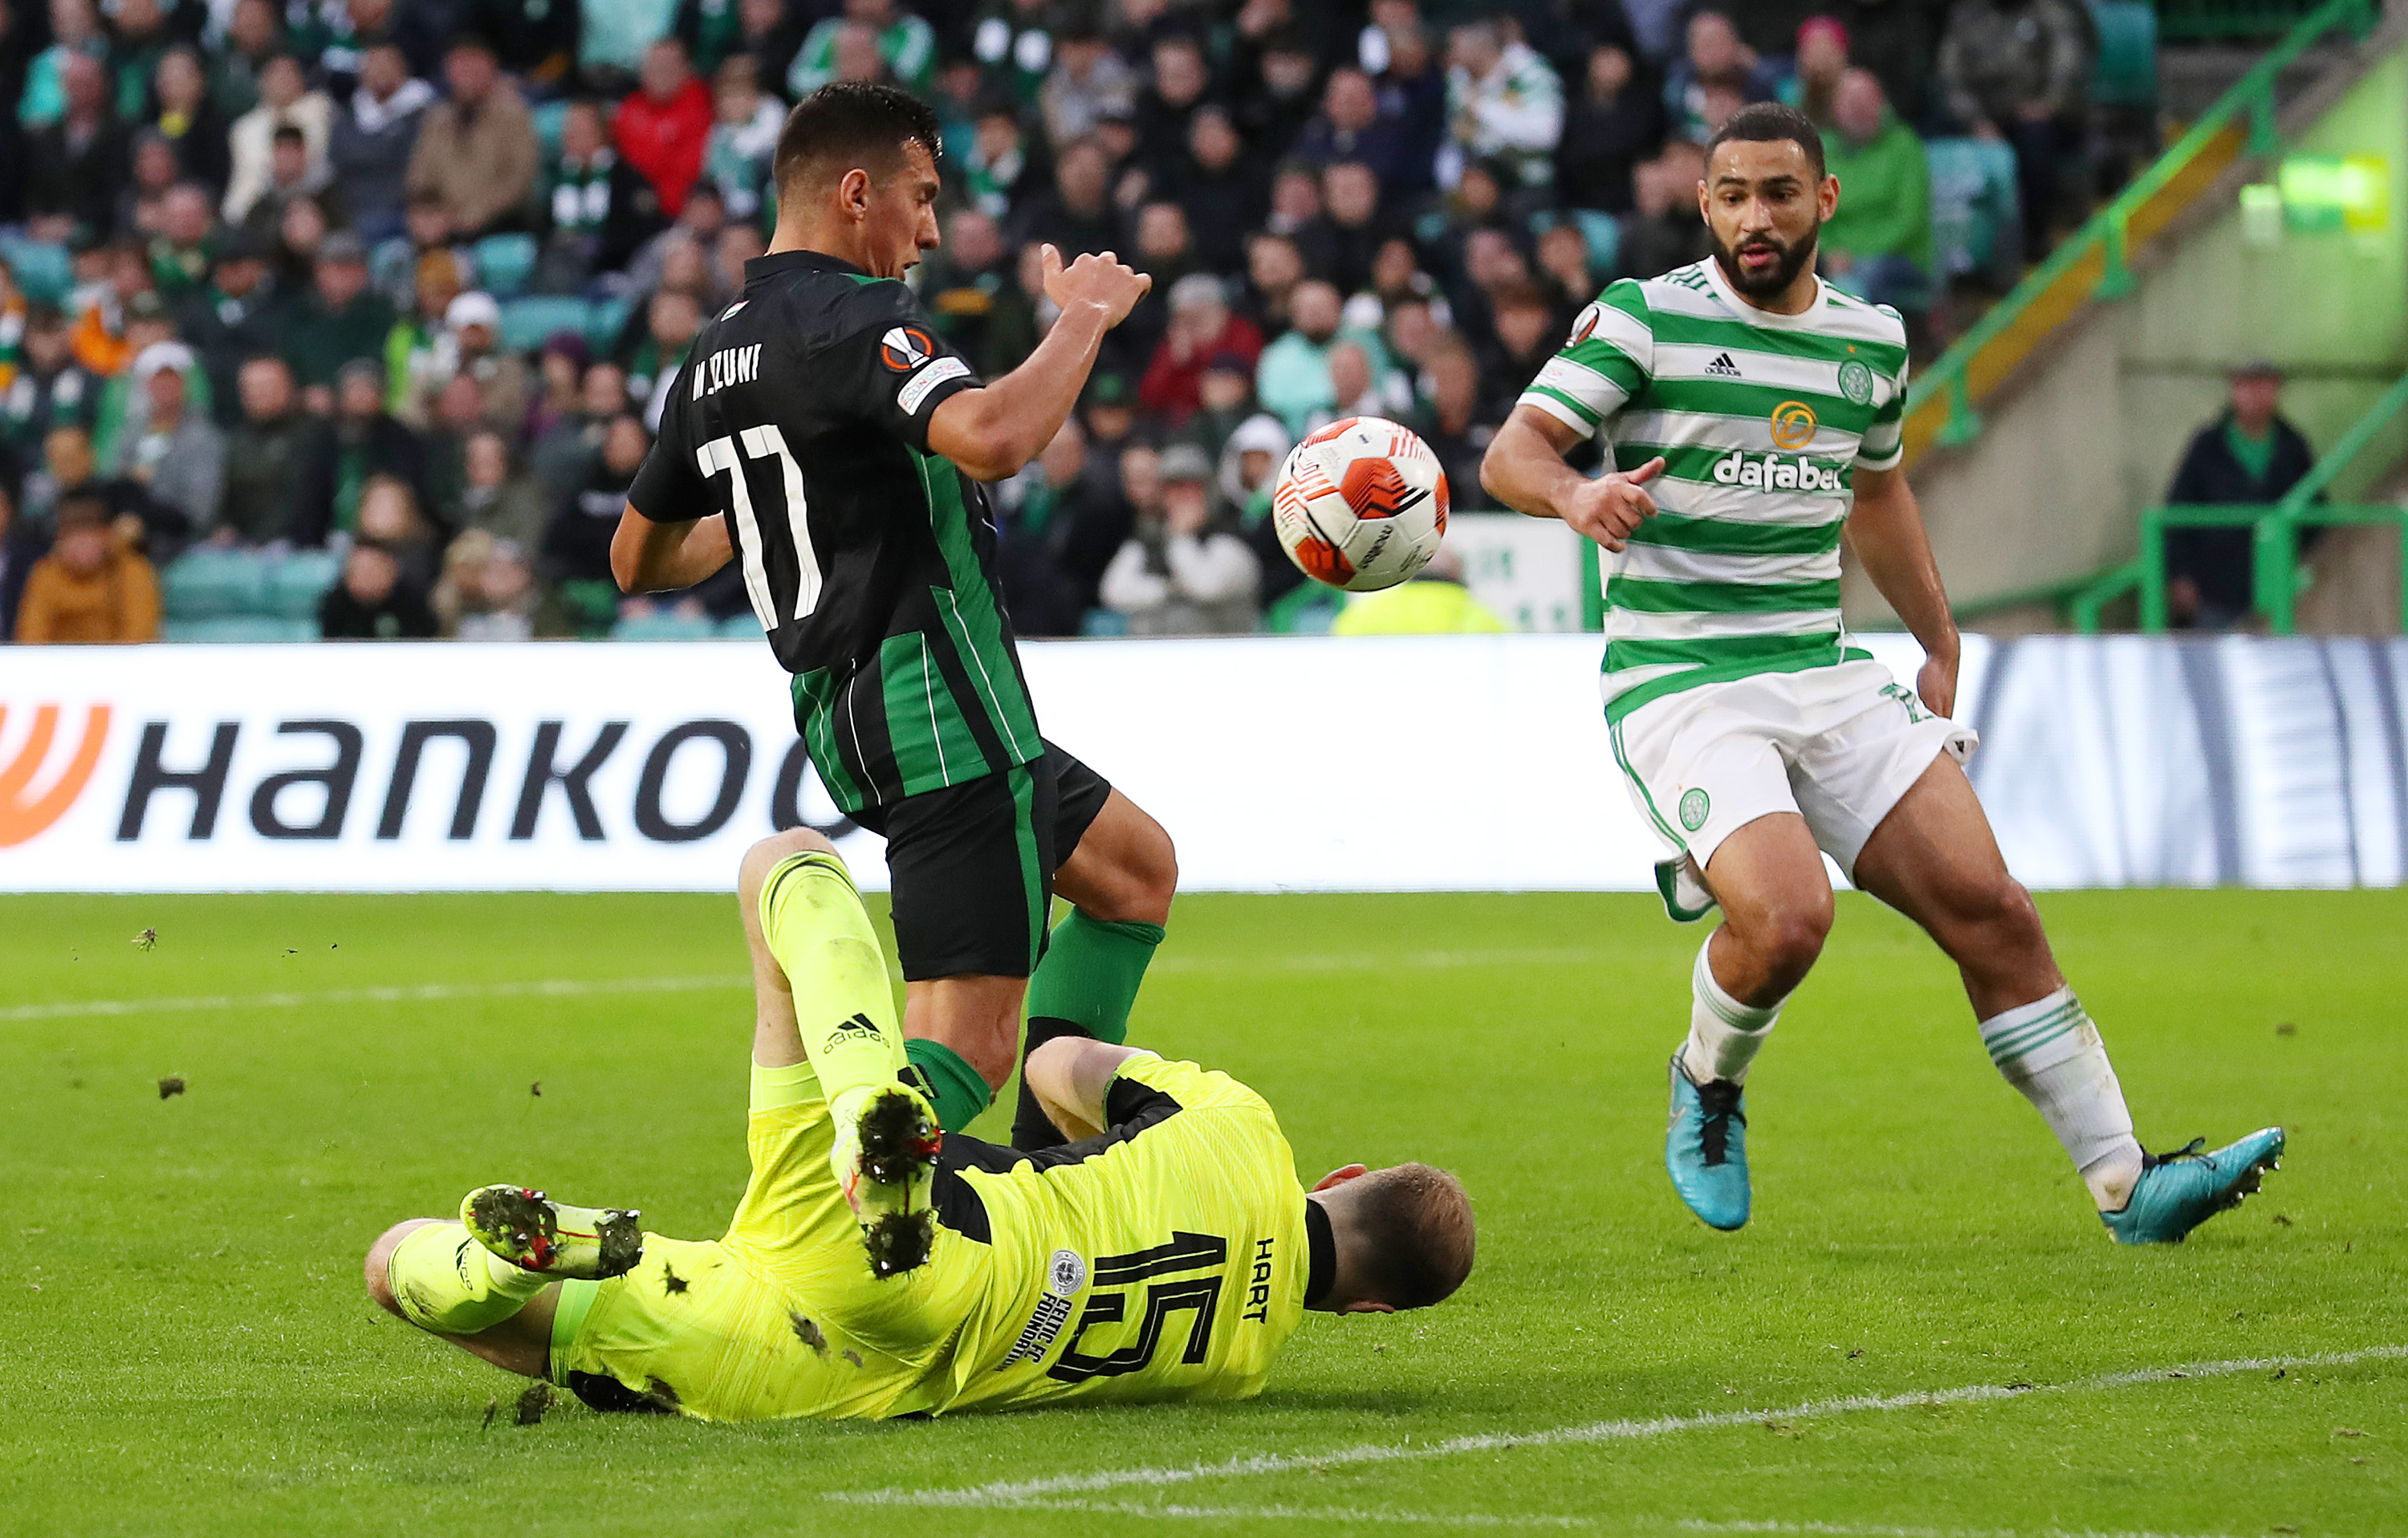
[1609,656,1978,880]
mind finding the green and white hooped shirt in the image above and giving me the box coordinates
[1517,259,1909,725]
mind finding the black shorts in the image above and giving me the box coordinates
[848,742,1112,981]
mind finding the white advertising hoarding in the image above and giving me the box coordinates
[2,632,2403,893]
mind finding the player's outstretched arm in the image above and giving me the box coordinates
[1480,405,1665,552]
[610,504,734,594]
[1844,466,1960,715]
[925,243,1150,482]
[1023,1037,1150,1142]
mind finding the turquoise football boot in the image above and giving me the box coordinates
[2101,1127,2285,1245]
[1666,1053,1750,1231]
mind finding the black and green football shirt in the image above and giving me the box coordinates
[628,249,1044,814]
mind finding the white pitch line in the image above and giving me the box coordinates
[0,946,1615,1024]
[899,1505,2329,1538]
[0,974,750,1023]
[828,1344,2408,1508]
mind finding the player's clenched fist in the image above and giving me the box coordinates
[1560,456,1664,551]
[1040,243,1153,327]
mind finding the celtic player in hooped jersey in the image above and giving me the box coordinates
[364,828,1475,1422]
[1483,104,2283,1246]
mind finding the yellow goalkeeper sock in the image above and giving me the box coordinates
[759,850,905,1105]
[387,1221,550,1334]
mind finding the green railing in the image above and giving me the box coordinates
[2065,369,2408,633]
[2158,0,2331,39]
[1907,0,2379,454]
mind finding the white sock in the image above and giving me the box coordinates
[480,1246,552,1298]
[1979,987,2145,1210]
[1681,933,1783,1085]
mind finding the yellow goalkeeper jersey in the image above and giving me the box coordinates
[547,1054,1325,1421]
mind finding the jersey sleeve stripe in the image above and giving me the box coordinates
[1519,386,1601,431]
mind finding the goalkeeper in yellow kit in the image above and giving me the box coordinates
[363,828,1476,1421]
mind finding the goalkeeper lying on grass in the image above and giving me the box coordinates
[364,828,1474,1421]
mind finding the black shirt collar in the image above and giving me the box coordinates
[1303,1199,1335,1308]
[745,248,869,286]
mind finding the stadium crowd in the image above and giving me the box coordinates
[0,0,2123,644]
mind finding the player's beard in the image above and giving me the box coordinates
[1710,219,1821,299]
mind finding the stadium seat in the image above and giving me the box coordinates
[2090,0,2160,110]
[611,610,722,641]
[1079,608,1129,637]
[1529,209,1622,285]
[262,551,341,620]
[161,548,270,620]
[162,616,320,642]
[586,293,635,351]
[501,295,593,353]
[531,98,570,160]
[0,238,74,306]
[1925,137,2024,287]
[473,234,539,298]
[718,613,763,638]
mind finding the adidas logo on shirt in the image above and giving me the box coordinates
[1703,352,1743,377]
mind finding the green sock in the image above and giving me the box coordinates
[388,1222,548,1335]
[1025,912,1165,1046]
[1013,913,1165,1149]
[905,1036,992,1132]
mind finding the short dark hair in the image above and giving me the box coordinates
[1351,1163,1476,1310]
[1706,101,1827,180]
[773,82,943,206]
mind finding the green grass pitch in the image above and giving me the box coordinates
[2,885,2402,1536]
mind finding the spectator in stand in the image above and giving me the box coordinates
[1442,18,1563,193]
[576,0,677,87]
[544,410,649,636]
[616,36,714,221]
[18,0,103,132]
[1140,274,1264,426]
[524,333,591,444]
[1263,161,1332,283]
[330,41,437,244]
[432,527,541,640]
[0,482,40,641]
[147,184,218,300]
[0,307,98,459]
[1173,107,1269,274]
[224,53,333,226]
[540,99,668,293]
[429,291,531,437]
[626,287,702,432]
[1214,413,1288,559]
[1784,17,1851,126]
[1474,280,1559,426]
[919,208,1030,381]
[14,494,160,643]
[790,0,936,98]
[1837,0,1939,128]
[406,35,540,238]
[144,46,232,193]
[1312,161,1391,297]
[1939,0,2093,259]
[446,428,548,549]
[85,291,185,452]
[2162,362,2319,630]
[1364,11,1445,201]
[1332,543,1509,633]
[1664,11,1784,144]
[1820,68,1934,319]
[352,468,446,589]
[1417,339,1492,510]
[384,246,466,418]
[1236,29,1322,157]
[108,347,226,535]
[117,131,183,241]
[180,231,287,425]
[25,53,124,241]
[219,354,314,544]
[1557,43,1666,214]
[962,95,1039,222]
[1240,230,1308,337]
[293,359,425,545]
[1117,199,1198,367]
[1041,11,1137,149]
[1100,441,1259,636]
[530,359,628,511]
[1010,135,1121,260]
[1295,66,1414,199]
[107,0,174,120]
[703,54,785,224]
[1619,140,1712,280]
[241,121,342,243]
[1180,351,1263,462]
[1536,220,1601,312]
[991,418,1100,637]
[319,538,437,638]
[25,423,176,550]
[824,23,889,88]
[1259,279,1372,435]
[209,0,281,120]
[1133,31,1212,189]
[280,232,397,401]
